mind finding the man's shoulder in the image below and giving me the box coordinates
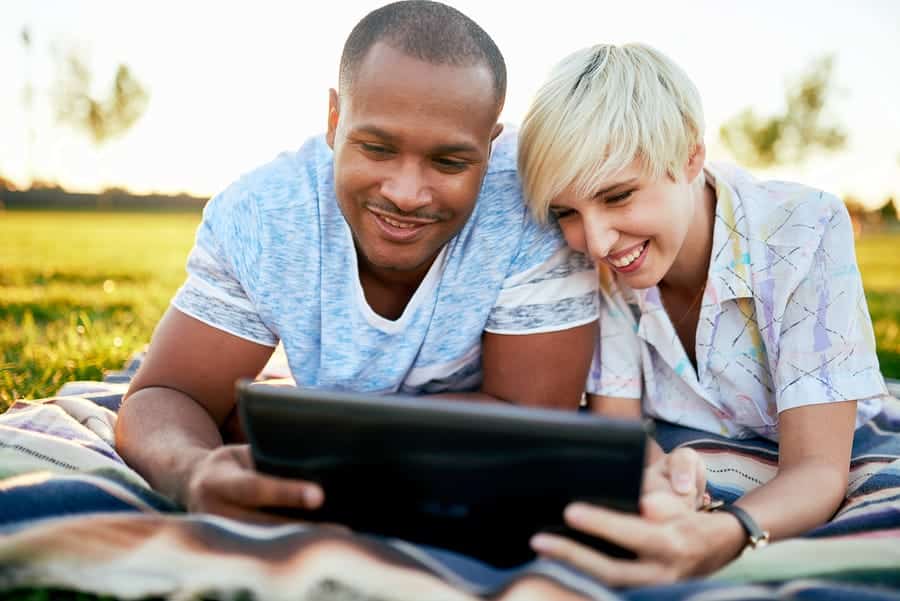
[474,127,527,222]
[236,135,331,201]
[484,126,519,179]
[204,135,332,225]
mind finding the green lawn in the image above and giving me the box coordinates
[1,211,899,412]
[855,232,900,378]
[0,210,199,411]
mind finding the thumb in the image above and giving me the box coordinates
[640,490,694,521]
[667,447,705,498]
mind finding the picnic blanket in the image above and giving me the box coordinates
[1,353,899,600]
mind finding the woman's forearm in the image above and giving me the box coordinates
[683,458,848,574]
[730,458,847,541]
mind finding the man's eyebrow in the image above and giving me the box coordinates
[430,142,481,156]
[350,125,480,155]
[351,124,396,141]
[593,177,639,197]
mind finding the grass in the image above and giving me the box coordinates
[856,232,900,378]
[0,210,199,411]
[1,212,899,413]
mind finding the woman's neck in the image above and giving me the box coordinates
[661,175,717,296]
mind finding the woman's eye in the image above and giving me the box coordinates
[550,208,576,219]
[606,190,633,204]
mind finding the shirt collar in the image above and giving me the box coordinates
[705,163,754,303]
[626,163,753,316]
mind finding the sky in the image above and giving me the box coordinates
[1,0,899,207]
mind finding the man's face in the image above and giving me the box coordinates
[327,42,502,280]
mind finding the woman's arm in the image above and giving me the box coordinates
[722,399,856,541]
[531,399,857,586]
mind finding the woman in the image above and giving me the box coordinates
[517,43,891,584]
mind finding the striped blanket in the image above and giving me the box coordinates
[1,357,899,600]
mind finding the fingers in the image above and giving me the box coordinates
[227,445,324,509]
[530,533,674,588]
[219,469,324,510]
[666,447,704,497]
[560,503,661,554]
[187,445,325,517]
[642,447,707,511]
[640,490,694,522]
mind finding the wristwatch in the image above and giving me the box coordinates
[701,500,770,550]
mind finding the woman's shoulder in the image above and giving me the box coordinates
[710,162,848,249]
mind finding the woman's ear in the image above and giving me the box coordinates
[684,142,706,182]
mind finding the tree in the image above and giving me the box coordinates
[720,56,846,169]
[879,198,897,223]
[22,27,35,184]
[52,47,149,146]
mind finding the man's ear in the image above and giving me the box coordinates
[490,122,504,142]
[326,88,340,149]
[486,123,504,158]
[684,142,706,182]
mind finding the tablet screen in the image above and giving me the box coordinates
[238,381,648,566]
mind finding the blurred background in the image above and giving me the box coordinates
[2,0,899,409]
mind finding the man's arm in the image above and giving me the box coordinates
[480,322,596,410]
[115,307,323,519]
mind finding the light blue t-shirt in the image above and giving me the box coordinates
[173,130,598,394]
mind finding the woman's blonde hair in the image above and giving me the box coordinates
[518,43,705,222]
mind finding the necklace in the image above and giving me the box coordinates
[663,279,707,329]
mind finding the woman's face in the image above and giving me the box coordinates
[548,160,698,290]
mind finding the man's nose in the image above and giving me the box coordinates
[380,159,432,213]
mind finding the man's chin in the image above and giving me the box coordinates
[360,246,439,277]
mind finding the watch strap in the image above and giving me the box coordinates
[713,503,770,550]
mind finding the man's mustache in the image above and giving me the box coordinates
[364,200,450,222]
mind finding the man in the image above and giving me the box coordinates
[115,0,600,523]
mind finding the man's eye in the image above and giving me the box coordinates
[606,190,633,204]
[433,157,467,172]
[361,143,392,155]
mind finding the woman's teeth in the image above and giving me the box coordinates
[609,242,646,268]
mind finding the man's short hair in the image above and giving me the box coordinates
[339,0,506,106]
[518,43,705,222]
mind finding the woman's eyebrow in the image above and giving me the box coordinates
[593,178,638,198]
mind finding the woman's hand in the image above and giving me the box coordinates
[530,498,742,586]
[640,446,708,518]
[529,447,737,586]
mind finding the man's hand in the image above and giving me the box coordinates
[185,445,324,523]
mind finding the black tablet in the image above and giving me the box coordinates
[237,381,649,567]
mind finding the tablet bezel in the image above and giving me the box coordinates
[237,380,649,565]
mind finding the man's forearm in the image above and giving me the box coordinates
[115,387,224,505]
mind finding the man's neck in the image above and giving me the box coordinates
[357,252,437,320]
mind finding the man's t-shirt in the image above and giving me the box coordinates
[172,130,598,394]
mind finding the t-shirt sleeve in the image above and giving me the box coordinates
[171,182,278,347]
[774,198,887,411]
[585,281,643,398]
[485,214,599,335]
